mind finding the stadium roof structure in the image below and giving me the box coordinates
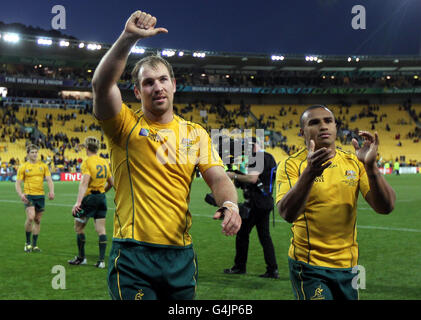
[2,32,421,73]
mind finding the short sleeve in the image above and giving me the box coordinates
[358,161,370,197]
[43,163,51,177]
[275,158,300,204]
[81,161,90,176]
[17,165,25,181]
[98,103,138,147]
[197,127,224,174]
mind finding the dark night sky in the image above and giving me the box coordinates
[0,0,420,55]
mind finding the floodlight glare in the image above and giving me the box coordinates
[178,51,184,57]
[271,55,285,61]
[131,46,145,54]
[79,42,85,48]
[37,38,53,46]
[162,49,175,57]
[193,52,206,58]
[87,43,101,50]
[4,33,20,43]
[59,40,70,47]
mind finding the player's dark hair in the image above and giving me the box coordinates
[299,105,334,129]
[131,55,175,89]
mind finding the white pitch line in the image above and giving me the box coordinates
[2,199,421,234]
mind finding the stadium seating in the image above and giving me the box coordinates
[1,102,420,169]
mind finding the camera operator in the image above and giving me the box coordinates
[223,137,279,279]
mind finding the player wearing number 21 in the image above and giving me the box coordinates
[68,137,114,268]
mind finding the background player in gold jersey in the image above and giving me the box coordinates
[276,105,396,300]
[15,144,55,252]
[68,137,114,268]
[92,10,241,299]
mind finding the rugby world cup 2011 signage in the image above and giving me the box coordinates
[175,85,421,95]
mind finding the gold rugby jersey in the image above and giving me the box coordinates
[276,148,370,268]
[17,161,51,196]
[99,104,223,247]
[81,155,111,196]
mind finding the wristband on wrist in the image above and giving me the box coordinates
[222,201,239,212]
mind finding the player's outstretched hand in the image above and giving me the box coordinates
[124,10,168,40]
[352,131,379,166]
[306,139,334,177]
[213,204,242,236]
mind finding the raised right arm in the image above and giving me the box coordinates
[92,10,168,120]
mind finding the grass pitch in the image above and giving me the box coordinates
[0,174,420,300]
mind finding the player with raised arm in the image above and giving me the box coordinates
[92,10,241,300]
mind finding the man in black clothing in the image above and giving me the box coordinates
[224,138,279,278]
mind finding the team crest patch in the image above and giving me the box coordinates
[181,138,194,150]
[135,289,144,300]
[345,170,357,180]
[342,169,358,186]
[311,285,325,300]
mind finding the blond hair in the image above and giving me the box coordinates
[84,137,100,153]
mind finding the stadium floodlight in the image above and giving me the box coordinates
[271,55,285,61]
[37,38,53,46]
[3,33,20,43]
[317,59,323,63]
[131,46,145,54]
[161,49,175,57]
[414,75,419,80]
[59,40,70,47]
[355,57,360,62]
[306,55,319,62]
[347,57,352,62]
[178,51,184,57]
[193,52,206,58]
[78,42,85,48]
[87,43,101,50]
